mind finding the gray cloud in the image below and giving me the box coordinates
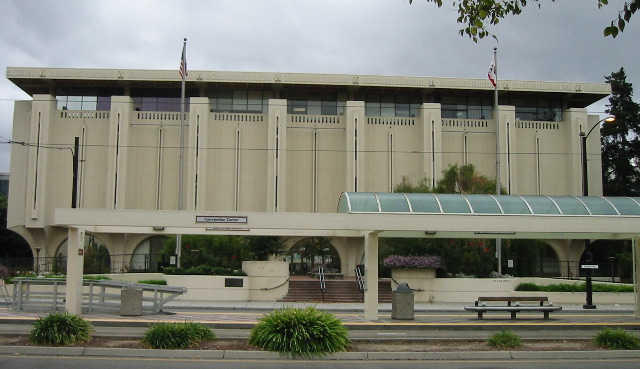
[0,0,638,172]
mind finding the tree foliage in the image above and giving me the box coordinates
[409,0,638,41]
[601,68,640,196]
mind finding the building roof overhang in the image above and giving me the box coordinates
[7,67,611,108]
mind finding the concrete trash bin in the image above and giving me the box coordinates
[391,282,414,320]
[120,287,143,316]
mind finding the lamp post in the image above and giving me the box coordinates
[579,115,615,309]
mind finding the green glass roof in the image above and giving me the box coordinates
[338,193,640,216]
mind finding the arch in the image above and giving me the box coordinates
[286,237,341,275]
[130,236,170,272]
[504,239,560,277]
[55,234,111,274]
[0,228,33,277]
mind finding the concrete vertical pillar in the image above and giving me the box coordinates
[420,103,441,188]
[634,237,639,319]
[345,101,365,192]
[65,227,85,314]
[106,96,133,209]
[266,99,287,212]
[363,231,379,321]
[186,97,210,211]
[498,105,515,194]
[26,95,57,228]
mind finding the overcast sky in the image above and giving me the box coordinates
[0,0,638,173]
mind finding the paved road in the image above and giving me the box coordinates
[0,355,639,369]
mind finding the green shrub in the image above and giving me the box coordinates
[514,282,543,291]
[142,321,216,349]
[29,312,93,346]
[138,279,167,285]
[515,282,633,293]
[487,330,522,349]
[249,306,351,358]
[163,266,246,276]
[592,327,640,350]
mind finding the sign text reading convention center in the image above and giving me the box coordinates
[196,216,248,224]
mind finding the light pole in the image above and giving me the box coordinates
[579,115,615,309]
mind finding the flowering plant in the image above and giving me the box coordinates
[383,255,444,269]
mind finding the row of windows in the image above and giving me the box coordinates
[57,96,111,111]
[55,93,563,122]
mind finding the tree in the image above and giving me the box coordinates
[433,164,502,194]
[601,68,640,196]
[409,1,638,41]
[245,236,286,261]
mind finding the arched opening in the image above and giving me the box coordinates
[584,239,632,282]
[0,230,33,277]
[55,234,111,274]
[131,236,171,272]
[503,239,560,277]
[286,237,341,275]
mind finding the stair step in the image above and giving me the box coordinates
[281,278,392,303]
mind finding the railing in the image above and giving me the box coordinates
[318,267,326,302]
[59,110,110,119]
[367,117,415,126]
[441,118,489,128]
[355,267,365,292]
[11,278,186,314]
[515,121,560,130]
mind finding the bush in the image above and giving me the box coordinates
[163,266,246,276]
[515,282,633,293]
[249,306,351,358]
[592,327,640,350]
[487,330,522,349]
[137,279,167,285]
[142,321,216,349]
[29,312,93,346]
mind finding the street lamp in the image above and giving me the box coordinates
[579,115,615,309]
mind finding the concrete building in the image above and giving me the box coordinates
[5,67,611,277]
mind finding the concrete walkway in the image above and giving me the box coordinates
[0,301,639,361]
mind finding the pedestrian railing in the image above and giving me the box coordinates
[11,278,186,314]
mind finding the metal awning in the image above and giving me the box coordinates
[338,193,640,217]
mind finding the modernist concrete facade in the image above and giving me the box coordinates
[6,67,612,278]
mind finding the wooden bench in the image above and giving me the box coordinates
[464,296,562,320]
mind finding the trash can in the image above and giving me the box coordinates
[391,282,414,320]
[120,287,143,316]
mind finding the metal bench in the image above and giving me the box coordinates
[464,296,562,320]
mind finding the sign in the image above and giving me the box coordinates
[196,216,248,224]
[581,264,599,269]
[507,260,514,268]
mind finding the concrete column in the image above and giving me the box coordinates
[498,105,515,194]
[345,101,365,192]
[106,97,133,209]
[565,108,589,196]
[266,99,287,212]
[420,103,442,188]
[634,237,639,319]
[186,97,210,211]
[65,227,85,314]
[26,95,57,227]
[363,232,379,321]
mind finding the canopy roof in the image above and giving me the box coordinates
[338,193,640,217]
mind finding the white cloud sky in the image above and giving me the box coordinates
[0,0,638,172]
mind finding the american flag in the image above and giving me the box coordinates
[179,41,188,79]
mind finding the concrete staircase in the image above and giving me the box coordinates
[280,278,392,303]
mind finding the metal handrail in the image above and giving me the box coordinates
[318,267,326,302]
[355,267,365,292]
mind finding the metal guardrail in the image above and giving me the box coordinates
[355,267,365,292]
[318,267,326,302]
[11,278,186,314]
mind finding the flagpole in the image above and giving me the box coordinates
[176,37,187,268]
[493,47,502,275]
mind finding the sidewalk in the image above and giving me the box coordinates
[0,301,639,361]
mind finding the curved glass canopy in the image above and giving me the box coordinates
[337,193,640,216]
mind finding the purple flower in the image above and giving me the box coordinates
[383,255,444,269]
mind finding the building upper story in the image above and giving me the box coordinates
[6,67,611,231]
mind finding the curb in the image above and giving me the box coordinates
[1,345,639,361]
